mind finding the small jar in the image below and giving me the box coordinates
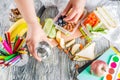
[36,41,52,61]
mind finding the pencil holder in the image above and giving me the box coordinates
[0,32,28,69]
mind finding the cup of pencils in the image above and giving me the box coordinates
[0,32,28,69]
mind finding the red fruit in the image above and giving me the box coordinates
[91,60,108,77]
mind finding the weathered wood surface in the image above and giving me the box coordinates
[0,0,120,80]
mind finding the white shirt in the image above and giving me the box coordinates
[40,0,109,12]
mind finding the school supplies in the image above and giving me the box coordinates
[103,55,120,80]
[0,32,27,69]
[77,47,120,80]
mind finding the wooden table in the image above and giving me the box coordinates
[0,0,119,80]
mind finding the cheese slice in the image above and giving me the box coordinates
[74,56,89,61]
[75,42,96,61]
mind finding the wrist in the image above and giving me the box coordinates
[26,16,40,27]
[28,21,42,29]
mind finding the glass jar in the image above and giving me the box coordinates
[36,41,52,62]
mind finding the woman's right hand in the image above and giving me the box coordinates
[26,23,49,62]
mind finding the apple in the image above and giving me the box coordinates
[90,60,108,77]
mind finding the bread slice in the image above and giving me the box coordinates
[97,7,116,28]
[74,42,96,61]
[94,11,111,30]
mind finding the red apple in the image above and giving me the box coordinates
[90,60,108,77]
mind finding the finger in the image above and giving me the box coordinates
[30,43,42,62]
[26,41,42,62]
[68,11,83,23]
[61,2,71,16]
[63,8,77,22]
[67,14,79,23]
[26,39,30,44]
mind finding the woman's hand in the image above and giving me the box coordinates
[62,0,86,23]
[26,23,49,62]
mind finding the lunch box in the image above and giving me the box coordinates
[80,6,117,38]
[54,10,87,35]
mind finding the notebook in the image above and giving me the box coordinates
[77,47,120,80]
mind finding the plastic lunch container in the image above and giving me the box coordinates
[54,9,87,35]
[80,6,117,37]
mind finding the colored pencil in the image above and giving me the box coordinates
[7,58,21,67]
[4,57,14,64]
[16,39,25,51]
[0,36,3,42]
[0,60,4,64]
[0,47,9,56]
[0,56,7,60]
[18,50,27,54]
[13,36,19,48]
[4,53,18,61]
[19,48,26,51]
[4,33,8,44]
[2,40,12,54]
[8,55,21,65]
[13,37,21,53]
[7,32,12,49]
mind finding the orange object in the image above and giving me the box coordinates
[84,12,100,27]
[79,44,84,50]
[106,74,112,80]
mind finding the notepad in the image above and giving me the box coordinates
[77,47,120,80]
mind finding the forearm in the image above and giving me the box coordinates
[14,0,39,27]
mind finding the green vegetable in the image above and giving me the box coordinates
[93,22,103,31]
[86,24,93,32]
[48,25,56,38]
[43,18,54,36]
[86,22,106,33]
[79,28,91,42]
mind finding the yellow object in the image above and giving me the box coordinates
[118,73,120,78]
[0,36,3,42]
[60,38,65,49]
[0,56,7,59]
[18,50,27,54]
[111,46,120,56]
[8,17,40,41]
[56,31,62,43]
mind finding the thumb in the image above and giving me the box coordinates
[31,43,42,62]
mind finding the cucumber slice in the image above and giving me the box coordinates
[93,22,103,31]
[43,18,54,36]
[48,25,56,38]
[86,24,93,32]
